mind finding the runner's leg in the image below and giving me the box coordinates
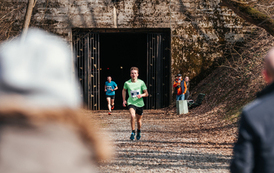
[136,114,142,140]
[136,114,142,130]
[129,108,136,140]
[111,98,115,109]
[129,108,136,131]
[106,97,111,112]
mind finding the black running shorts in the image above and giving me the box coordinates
[128,105,144,116]
[106,95,115,99]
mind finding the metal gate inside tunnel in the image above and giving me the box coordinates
[72,29,171,110]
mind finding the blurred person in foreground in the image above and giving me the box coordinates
[0,28,112,173]
[231,47,274,173]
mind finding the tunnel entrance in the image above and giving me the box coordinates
[72,28,171,110]
[100,33,147,110]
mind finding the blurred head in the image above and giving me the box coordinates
[263,48,274,84]
[130,67,139,80]
[175,76,178,81]
[107,76,112,82]
[0,28,81,110]
[177,74,182,80]
[185,76,189,82]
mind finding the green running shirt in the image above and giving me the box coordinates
[123,79,147,107]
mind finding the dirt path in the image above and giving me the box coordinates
[89,109,234,172]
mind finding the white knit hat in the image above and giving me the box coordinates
[0,28,81,109]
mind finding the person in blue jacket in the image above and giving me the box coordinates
[105,76,118,115]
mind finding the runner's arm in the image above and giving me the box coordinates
[114,86,118,91]
[104,85,107,92]
[137,89,148,99]
[122,88,127,107]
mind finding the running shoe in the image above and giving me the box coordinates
[111,105,114,110]
[130,132,135,140]
[136,131,141,140]
[108,112,111,115]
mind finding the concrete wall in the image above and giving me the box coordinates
[1,0,251,79]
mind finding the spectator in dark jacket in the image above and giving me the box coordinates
[231,47,274,173]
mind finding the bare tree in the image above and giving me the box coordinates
[220,0,274,36]
[21,0,36,40]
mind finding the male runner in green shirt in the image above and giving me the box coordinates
[122,67,148,140]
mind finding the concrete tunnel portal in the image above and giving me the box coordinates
[73,28,171,110]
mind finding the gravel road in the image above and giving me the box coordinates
[93,109,233,173]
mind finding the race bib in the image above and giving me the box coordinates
[130,90,140,98]
[107,86,112,90]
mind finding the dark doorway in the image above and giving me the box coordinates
[72,28,171,110]
[100,33,147,110]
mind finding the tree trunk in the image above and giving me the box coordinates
[21,0,35,41]
[220,0,274,36]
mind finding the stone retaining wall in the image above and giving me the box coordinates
[0,0,251,78]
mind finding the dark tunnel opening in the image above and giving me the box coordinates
[100,33,147,110]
